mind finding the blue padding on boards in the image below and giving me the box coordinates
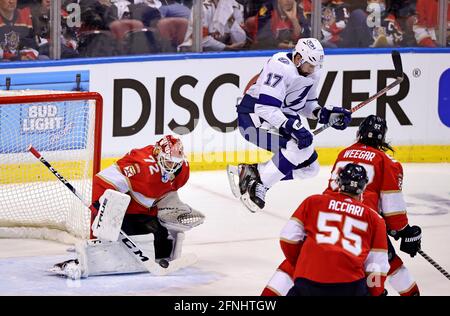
[0,70,89,91]
[438,69,450,127]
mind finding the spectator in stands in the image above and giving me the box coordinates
[367,0,403,47]
[329,0,371,48]
[248,0,310,50]
[320,0,349,48]
[179,0,246,52]
[76,2,120,57]
[414,0,450,47]
[0,0,39,61]
[238,0,262,20]
[30,0,79,59]
[78,0,118,27]
[159,0,191,19]
[387,0,416,47]
[319,0,405,48]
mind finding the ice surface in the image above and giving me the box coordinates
[1,164,449,295]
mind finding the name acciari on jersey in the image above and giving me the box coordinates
[280,191,389,296]
[243,52,321,119]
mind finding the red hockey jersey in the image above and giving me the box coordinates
[324,142,408,231]
[94,145,189,215]
[280,191,389,296]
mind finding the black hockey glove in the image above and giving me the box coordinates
[389,225,422,257]
[318,105,352,130]
[282,118,313,149]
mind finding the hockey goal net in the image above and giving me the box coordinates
[0,91,102,244]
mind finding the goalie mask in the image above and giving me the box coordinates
[154,135,185,177]
[337,163,369,195]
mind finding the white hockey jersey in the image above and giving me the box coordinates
[238,52,321,129]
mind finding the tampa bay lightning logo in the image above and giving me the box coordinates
[278,57,290,65]
[284,85,313,108]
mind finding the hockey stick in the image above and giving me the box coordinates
[418,250,450,281]
[312,50,404,135]
[28,145,190,276]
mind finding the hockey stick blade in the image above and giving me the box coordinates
[161,253,198,275]
[391,50,404,80]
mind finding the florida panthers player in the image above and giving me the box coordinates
[53,135,205,279]
[325,115,422,296]
[228,38,352,212]
[281,163,389,296]
[262,115,421,296]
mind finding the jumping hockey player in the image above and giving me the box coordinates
[281,163,389,296]
[262,115,421,296]
[227,37,352,212]
[52,135,205,279]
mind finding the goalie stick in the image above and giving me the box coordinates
[419,250,450,281]
[28,145,195,276]
[312,50,404,135]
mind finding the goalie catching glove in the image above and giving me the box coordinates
[155,191,205,232]
[318,105,352,130]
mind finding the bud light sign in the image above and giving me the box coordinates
[0,100,90,153]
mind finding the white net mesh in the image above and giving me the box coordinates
[0,90,101,242]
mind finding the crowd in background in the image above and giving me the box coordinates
[0,0,448,61]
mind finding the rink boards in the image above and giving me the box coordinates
[0,48,449,172]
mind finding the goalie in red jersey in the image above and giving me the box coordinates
[52,135,205,279]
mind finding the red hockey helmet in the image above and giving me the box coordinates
[154,135,185,175]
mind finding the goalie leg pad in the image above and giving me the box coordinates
[52,233,198,278]
[91,189,131,241]
[76,234,156,277]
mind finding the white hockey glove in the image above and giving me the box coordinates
[156,191,205,232]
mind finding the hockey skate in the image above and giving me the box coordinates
[49,259,82,280]
[226,163,266,212]
[247,179,268,210]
